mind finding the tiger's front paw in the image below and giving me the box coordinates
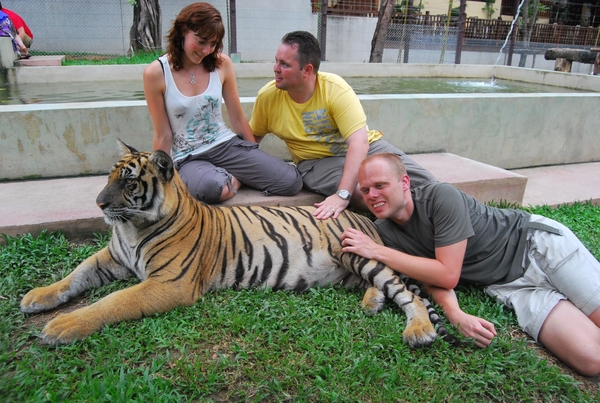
[20,284,70,314]
[402,316,437,348]
[360,286,385,315]
[39,312,98,345]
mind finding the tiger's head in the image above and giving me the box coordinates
[96,140,174,226]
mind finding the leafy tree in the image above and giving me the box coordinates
[517,0,540,67]
[482,0,496,19]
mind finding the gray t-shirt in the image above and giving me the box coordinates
[375,182,531,286]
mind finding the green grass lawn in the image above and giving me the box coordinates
[60,51,164,66]
[1,202,600,402]
[26,50,163,66]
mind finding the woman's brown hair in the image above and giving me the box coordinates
[166,2,225,71]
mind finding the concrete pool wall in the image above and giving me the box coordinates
[1,63,599,180]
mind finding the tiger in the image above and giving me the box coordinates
[20,141,447,348]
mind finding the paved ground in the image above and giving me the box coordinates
[1,157,599,242]
[514,161,600,207]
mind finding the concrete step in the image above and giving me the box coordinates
[14,55,65,67]
[0,175,324,242]
[410,153,526,206]
[0,153,530,243]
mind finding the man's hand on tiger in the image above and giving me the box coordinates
[341,227,379,260]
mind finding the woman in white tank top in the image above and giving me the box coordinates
[143,2,302,204]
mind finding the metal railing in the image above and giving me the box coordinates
[389,14,600,47]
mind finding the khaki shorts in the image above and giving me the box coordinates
[23,34,33,48]
[485,214,600,341]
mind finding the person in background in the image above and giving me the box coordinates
[341,152,600,377]
[143,2,302,204]
[0,2,33,49]
[0,5,28,59]
[249,30,436,220]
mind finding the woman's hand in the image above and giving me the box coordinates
[313,195,349,220]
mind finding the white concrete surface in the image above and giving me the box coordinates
[0,37,17,69]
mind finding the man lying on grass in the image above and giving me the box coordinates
[341,153,600,376]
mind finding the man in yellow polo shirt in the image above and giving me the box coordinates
[250,31,436,220]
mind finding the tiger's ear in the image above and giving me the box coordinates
[149,150,174,183]
[117,139,139,155]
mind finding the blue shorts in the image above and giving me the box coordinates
[485,214,600,341]
[176,136,302,204]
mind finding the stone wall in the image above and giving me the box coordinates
[1,63,599,180]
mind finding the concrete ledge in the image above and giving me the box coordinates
[14,55,65,67]
[0,175,108,242]
[0,153,525,242]
[3,89,600,180]
[221,188,323,208]
[0,175,324,243]
[0,175,325,240]
[8,64,600,92]
[411,153,527,205]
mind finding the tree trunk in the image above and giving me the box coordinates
[369,0,395,63]
[544,48,598,64]
[129,0,161,55]
[554,58,572,72]
[518,0,539,67]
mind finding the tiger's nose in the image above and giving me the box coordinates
[96,193,110,210]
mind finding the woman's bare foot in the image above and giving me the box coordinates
[220,175,242,201]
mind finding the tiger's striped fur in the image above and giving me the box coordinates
[20,143,441,347]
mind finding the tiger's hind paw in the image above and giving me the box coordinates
[402,317,437,348]
[360,286,385,315]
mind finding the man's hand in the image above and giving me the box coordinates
[314,195,350,220]
[452,311,497,348]
[313,128,368,220]
[424,284,497,348]
[341,227,380,260]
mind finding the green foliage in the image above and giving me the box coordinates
[485,199,521,209]
[537,3,550,13]
[0,230,108,297]
[527,1,550,19]
[394,0,424,15]
[482,0,496,19]
[62,50,164,66]
[1,203,599,401]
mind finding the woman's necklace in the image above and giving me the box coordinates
[182,64,200,85]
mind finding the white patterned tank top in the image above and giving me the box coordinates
[159,54,236,163]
